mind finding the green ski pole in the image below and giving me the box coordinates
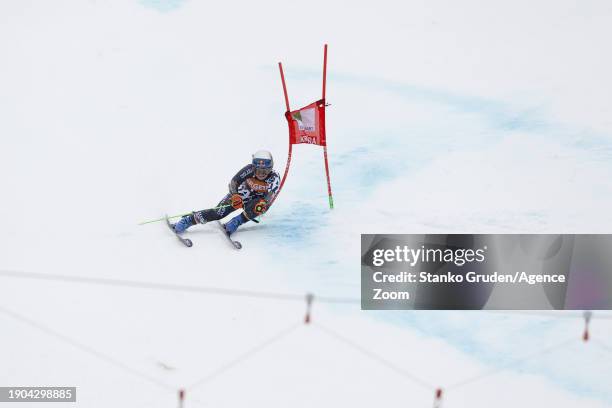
[138,204,234,226]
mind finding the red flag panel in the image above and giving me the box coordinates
[285,99,326,146]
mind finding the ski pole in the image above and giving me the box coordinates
[138,213,189,226]
[138,204,234,226]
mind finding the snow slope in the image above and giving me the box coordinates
[1,1,612,407]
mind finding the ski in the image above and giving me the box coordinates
[165,215,193,248]
[216,221,242,250]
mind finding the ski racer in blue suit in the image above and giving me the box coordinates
[172,150,280,236]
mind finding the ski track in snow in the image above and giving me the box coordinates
[257,77,612,403]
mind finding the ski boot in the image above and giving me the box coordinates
[173,211,207,234]
[224,213,247,235]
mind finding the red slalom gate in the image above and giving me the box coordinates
[272,44,334,209]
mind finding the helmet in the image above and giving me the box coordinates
[252,150,273,180]
[252,150,273,169]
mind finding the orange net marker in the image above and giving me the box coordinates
[304,293,315,324]
[583,311,593,342]
[433,388,443,408]
[178,389,185,408]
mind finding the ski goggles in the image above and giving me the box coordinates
[252,158,273,169]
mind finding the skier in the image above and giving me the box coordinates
[171,150,280,236]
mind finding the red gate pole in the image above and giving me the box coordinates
[279,62,291,112]
[270,62,293,207]
[321,44,334,209]
[322,44,328,99]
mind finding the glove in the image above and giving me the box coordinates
[253,199,268,216]
[230,194,243,209]
[245,177,268,194]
